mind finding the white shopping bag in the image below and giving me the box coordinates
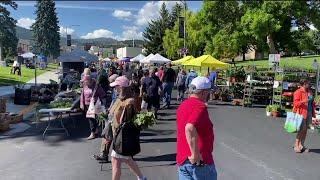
[141,100,148,110]
[94,98,106,115]
[86,97,96,118]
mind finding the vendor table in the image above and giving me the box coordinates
[38,108,74,140]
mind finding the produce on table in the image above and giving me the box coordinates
[49,98,73,108]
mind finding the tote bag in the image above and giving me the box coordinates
[113,106,141,156]
[86,86,98,118]
[284,112,303,133]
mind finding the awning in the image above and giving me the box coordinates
[130,54,145,62]
[20,52,36,59]
[58,49,98,63]
[182,55,230,70]
[172,56,194,65]
[141,53,171,64]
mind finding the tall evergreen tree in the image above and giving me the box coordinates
[0,1,18,58]
[32,0,60,58]
[169,3,183,29]
[143,3,170,56]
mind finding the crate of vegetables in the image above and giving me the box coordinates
[49,98,73,108]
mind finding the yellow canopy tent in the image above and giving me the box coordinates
[172,56,194,65]
[182,55,230,70]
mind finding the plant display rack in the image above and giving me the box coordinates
[242,66,274,107]
[272,68,316,108]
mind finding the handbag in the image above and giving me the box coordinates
[86,86,98,118]
[112,105,141,156]
[284,110,303,133]
[94,97,106,115]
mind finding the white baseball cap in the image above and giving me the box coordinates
[190,76,211,90]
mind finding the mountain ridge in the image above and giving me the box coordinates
[16,26,144,48]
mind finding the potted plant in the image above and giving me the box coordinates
[271,104,281,117]
[266,105,272,117]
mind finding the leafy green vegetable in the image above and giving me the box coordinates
[134,112,157,129]
[49,98,73,108]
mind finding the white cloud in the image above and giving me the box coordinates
[112,10,132,20]
[81,29,114,39]
[59,26,75,37]
[135,1,182,27]
[121,26,143,40]
[16,18,35,29]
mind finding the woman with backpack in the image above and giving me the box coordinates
[109,76,146,180]
[176,69,187,102]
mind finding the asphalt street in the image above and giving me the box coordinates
[1,99,320,180]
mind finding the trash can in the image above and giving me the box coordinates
[14,87,31,105]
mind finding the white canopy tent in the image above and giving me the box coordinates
[21,52,36,59]
[140,53,154,64]
[130,54,145,62]
[142,53,171,64]
[58,49,98,63]
[102,57,111,62]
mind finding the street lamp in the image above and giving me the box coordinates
[182,0,187,57]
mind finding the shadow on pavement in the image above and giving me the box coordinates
[140,137,176,143]
[100,162,176,172]
[0,113,91,146]
[158,118,176,121]
[309,149,320,154]
[135,153,176,162]
[142,129,175,136]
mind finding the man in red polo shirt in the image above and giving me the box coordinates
[176,76,217,180]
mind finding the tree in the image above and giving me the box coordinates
[143,3,171,56]
[32,0,60,58]
[0,1,18,58]
[169,3,183,29]
[163,11,205,59]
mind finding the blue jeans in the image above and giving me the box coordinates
[162,82,174,107]
[178,160,217,180]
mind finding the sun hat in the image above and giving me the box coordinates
[190,76,211,90]
[110,75,130,87]
[108,74,119,83]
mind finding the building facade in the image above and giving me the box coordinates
[116,47,142,59]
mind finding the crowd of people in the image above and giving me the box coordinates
[77,61,218,180]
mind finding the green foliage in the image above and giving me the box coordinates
[271,104,281,112]
[134,112,157,129]
[0,1,18,57]
[32,0,60,58]
[49,98,73,108]
[266,105,272,112]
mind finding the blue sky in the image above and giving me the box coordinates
[9,1,202,40]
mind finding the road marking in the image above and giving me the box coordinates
[219,142,294,180]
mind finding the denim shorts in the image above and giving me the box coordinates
[178,160,217,180]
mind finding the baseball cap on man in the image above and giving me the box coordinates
[110,75,130,87]
[190,76,211,90]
